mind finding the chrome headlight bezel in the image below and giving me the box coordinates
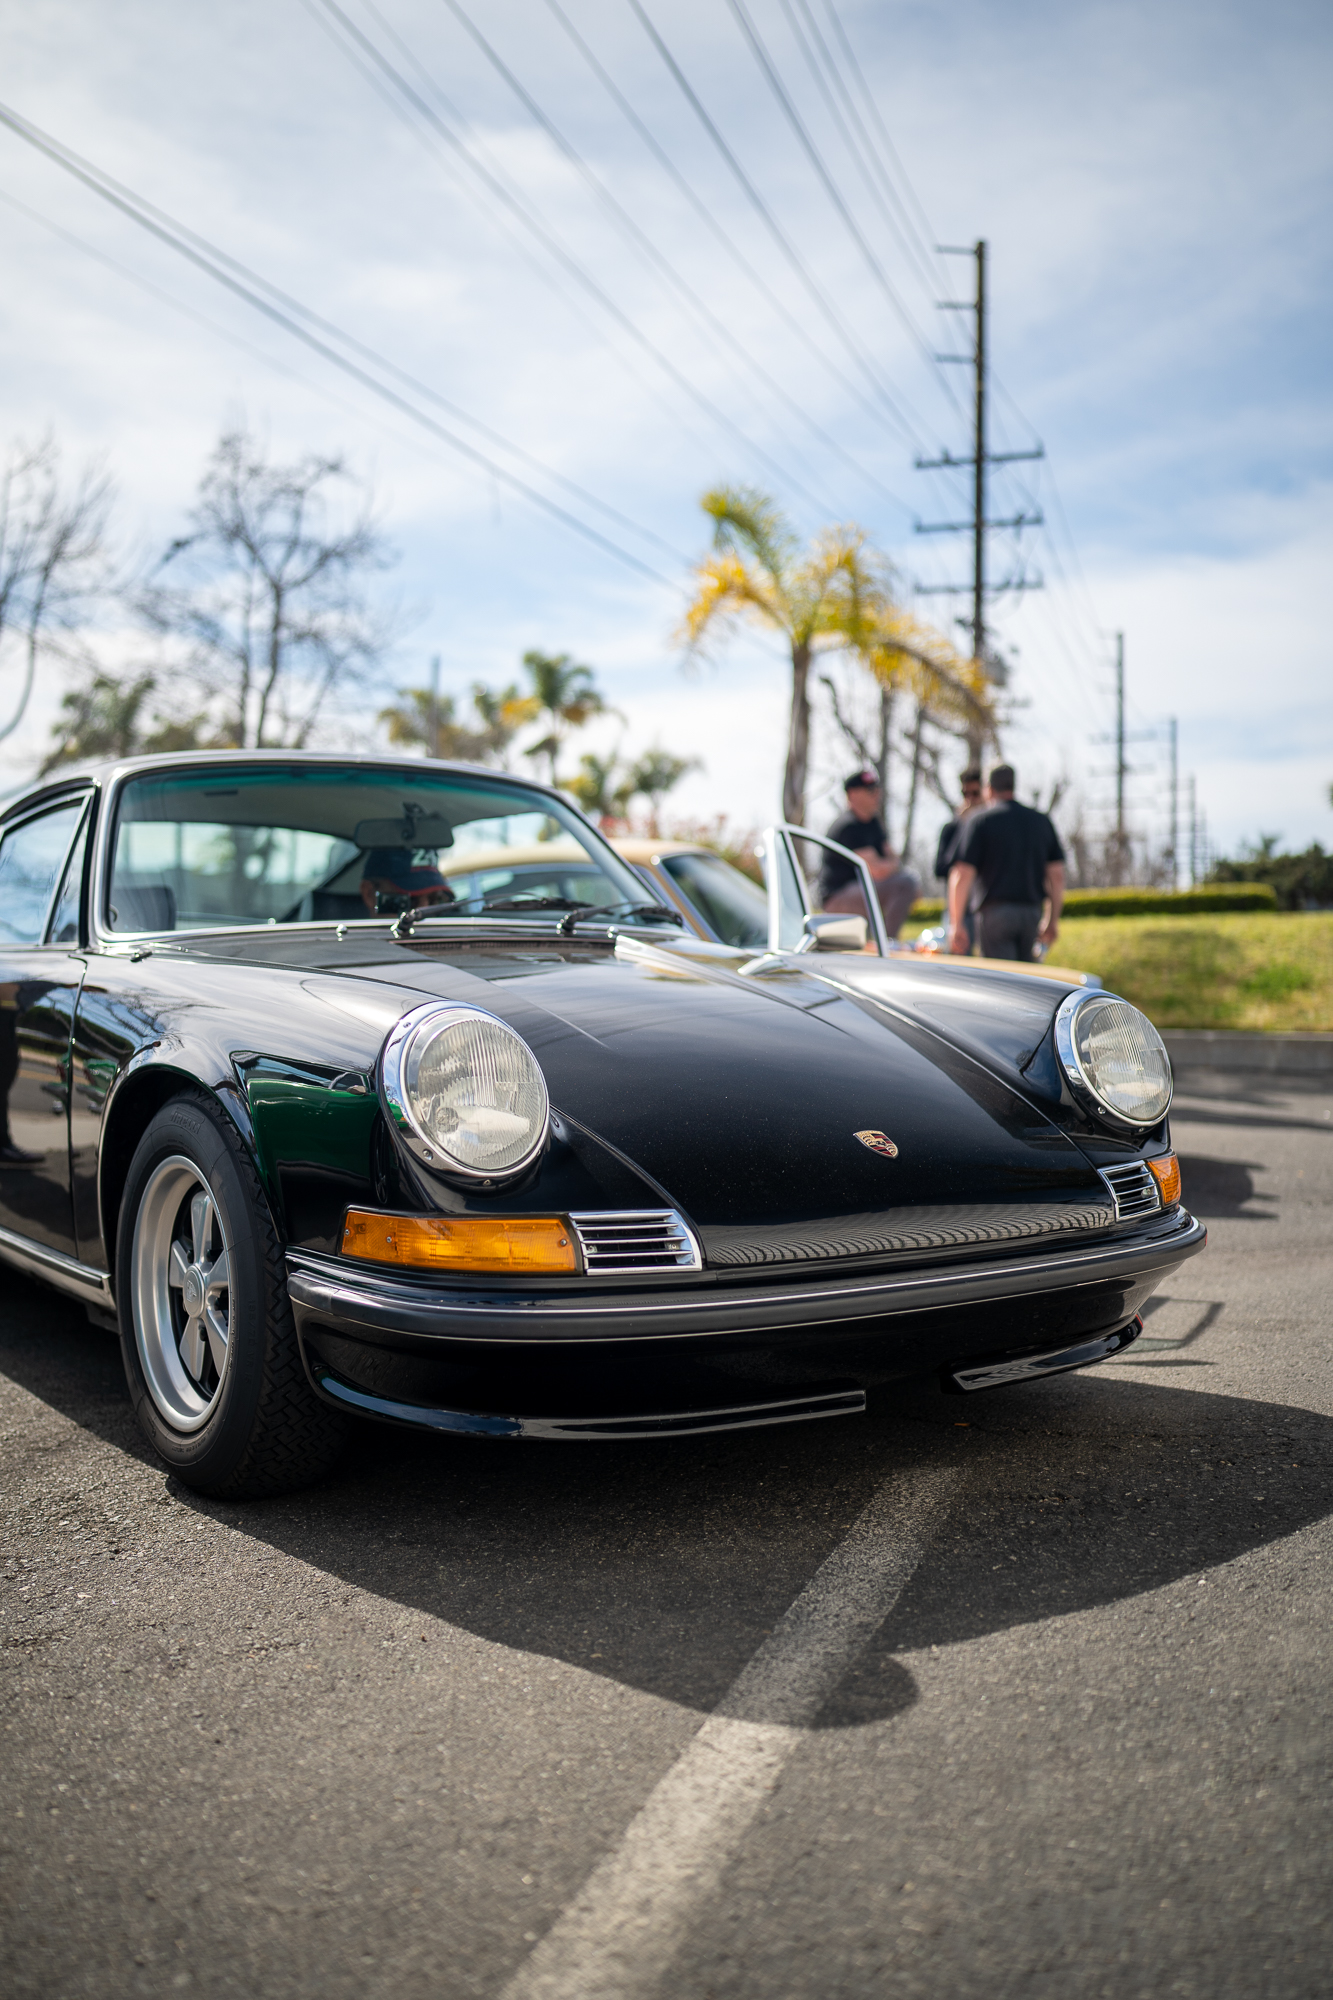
[1053,988,1173,1132]
[379,1002,550,1184]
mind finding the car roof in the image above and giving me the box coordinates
[0,748,570,827]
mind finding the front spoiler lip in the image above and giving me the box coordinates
[308,1368,867,1439]
[285,1210,1206,1347]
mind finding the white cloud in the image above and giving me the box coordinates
[0,0,1326,868]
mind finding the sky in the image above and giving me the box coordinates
[1,0,1329,870]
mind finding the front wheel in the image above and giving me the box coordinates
[117,1091,346,1497]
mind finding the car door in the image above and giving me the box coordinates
[0,794,92,1255]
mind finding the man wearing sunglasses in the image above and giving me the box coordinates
[933,768,983,953]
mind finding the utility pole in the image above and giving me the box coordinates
[972,238,987,675]
[1092,633,1153,885]
[428,653,441,760]
[1188,774,1198,887]
[1114,633,1126,880]
[1167,717,1178,890]
[914,241,1045,762]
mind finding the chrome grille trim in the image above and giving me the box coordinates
[1099,1162,1161,1222]
[568,1209,703,1274]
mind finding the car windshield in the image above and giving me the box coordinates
[106,764,657,934]
[659,849,768,949]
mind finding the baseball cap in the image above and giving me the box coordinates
[844,769,879,791]
[362,847,448,896]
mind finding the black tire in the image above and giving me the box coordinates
[116,1090,346,1497]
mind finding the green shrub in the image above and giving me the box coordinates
[1062,885,1277,916]
[1210,843,1333,910]
[906,884,1276,926]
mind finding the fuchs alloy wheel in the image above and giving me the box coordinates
[117,1092,346,1497]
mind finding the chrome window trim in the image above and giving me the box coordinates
[42,794,94,947]
[85,754,660,945]
[0,789,94,950]
[378,1000,550,1184]
[1053,987,1173,1132]
[758,824,891,957]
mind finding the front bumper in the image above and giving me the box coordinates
[287,1209,1205,1437]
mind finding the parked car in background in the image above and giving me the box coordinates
[611,836,768,949]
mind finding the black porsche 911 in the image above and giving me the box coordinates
[0,752,1204,1496]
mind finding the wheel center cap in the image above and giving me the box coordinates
[182,1266,205,1313]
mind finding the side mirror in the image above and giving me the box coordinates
[801,912,868,953]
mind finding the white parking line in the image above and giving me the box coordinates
[501,1463,958,2000]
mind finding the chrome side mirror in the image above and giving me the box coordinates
[799,912,868,953]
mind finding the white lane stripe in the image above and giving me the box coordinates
[501,1464,958,2000]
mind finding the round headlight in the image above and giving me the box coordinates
[1055,991,1172,1128]
[381,1004,549,1179]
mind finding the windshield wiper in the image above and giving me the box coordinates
[391,896,682,939]
[557,902,684,935]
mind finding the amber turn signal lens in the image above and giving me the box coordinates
[1146,1153,1181,1206]
[341,1210,578,1273]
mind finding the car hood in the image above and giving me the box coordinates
[214,931,1114,1248]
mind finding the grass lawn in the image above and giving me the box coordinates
[1052,912,1333,1031]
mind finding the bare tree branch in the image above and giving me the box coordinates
[141,430,396,748]
[0,434,112,744]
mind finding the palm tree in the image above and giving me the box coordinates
[378,680,535,765]
[566,749,629,825]
[679,488,891,827]
[520,650,611,786]
[623,748,702,835]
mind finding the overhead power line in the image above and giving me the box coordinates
[776,0,942,305]
[309,0,833,518]
[622,0,931,450]
[433,0,858,513]
[817,0,953,298]
[720,0,957,403]
[0,99,685,585]
[535,0,915,516]
[302,0,733,482]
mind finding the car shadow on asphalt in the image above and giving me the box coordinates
[1174,1153,1277,1219]
[3,1271,1330,1730]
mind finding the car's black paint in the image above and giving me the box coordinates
[0,752,1204,1449]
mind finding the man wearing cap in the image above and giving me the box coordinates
[946,764,1065,961]
[819,769,921,939]
[359,847,453,914]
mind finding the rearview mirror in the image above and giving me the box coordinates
[353,814,454,849]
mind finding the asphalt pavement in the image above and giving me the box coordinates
[3,1069,1331,1999]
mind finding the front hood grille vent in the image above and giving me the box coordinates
[1100,1162,1161,1221]
[570,1209,703,1274]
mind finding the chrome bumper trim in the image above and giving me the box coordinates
[0,1223,113,1307]
[946,1315,1143,1392]
[286,1212,1206,1347]
[310,1367,865,1439]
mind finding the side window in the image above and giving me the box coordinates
[0,800,88,945]
[47,804,92,945]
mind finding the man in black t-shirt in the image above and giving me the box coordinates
[819,769,920,937]
[947,764,1065,960]
[934,766,983,951]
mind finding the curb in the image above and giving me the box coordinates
[1163,1029,1333,1077]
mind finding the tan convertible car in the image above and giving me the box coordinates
[611,834,1099,988]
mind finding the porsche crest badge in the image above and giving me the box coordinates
[854,1129,899,1159]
